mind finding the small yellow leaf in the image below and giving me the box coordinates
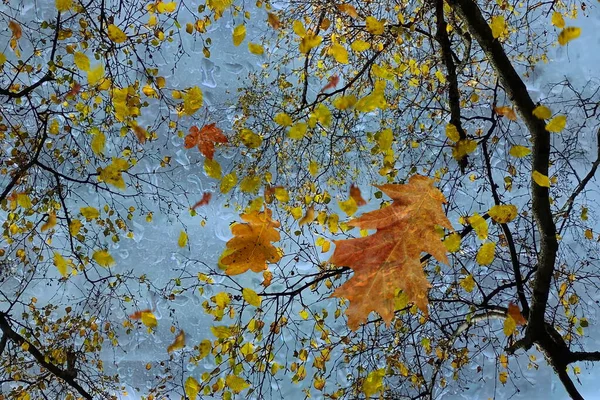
[545,115,567,132]
[468,213,488,240]
[532,171,551,187]
[156,1,176,13]
[365,16,385,35]
[585,229,593,240]
[211,325,233,339]
[476,242,495,266]
[288,122,307,139]
[16,193,32,209]
[445,123,460,142]
[333,95,357,110]
[185,376,200,400]
[182,86,203,115]
[225,375,250,394]
[551,12,565,28]
[509,145,531,158]
[204,158,222,179]
[198,339,211,359]
[141,311,157,328]
[240,175,261,194]
[494,106,517,121]
[274,112,293,127]
[239,129,262,148]
[53,252,69,277]
[503,316,516,336]
[329,43,349,64]
[299,309,309,319]
[309,160,319,176]
[532,105,552,120]
[338,197,358,216]
[178,230,188,248]
[107,24,127,43]
[74,52,90,71]
[488,204,518,224]
[80,206,100,220]
[299,205,314,226]
[87,64,104,86]
[55,0,72,11]
[490,15,507,39]
[363,368,385,397]
[91,131,105,155]
[232,24,246,46]
[242,288,262,307]
[499,371,508,384]
[69,219,82,236]
[92,249,115,267]
[460,274,475,293]
[558,27,581,46]
[443,233,461,253]
[350,40,371,52]
[248,42,264,55]
[41,211,57,232]
[221,172,238,194]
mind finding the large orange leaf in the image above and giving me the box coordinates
[221,209,282,275]
[330,175,453,330]
[184,123,228,160]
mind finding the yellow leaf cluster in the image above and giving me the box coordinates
[98,158,129,189]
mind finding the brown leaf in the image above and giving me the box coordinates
[330,175,453,330]
[494,106,517,121]
[349,184,366,206]
[267,12,281,30]
[507,302,527,326]
[184,123,228,160]
[191,192,211,209]
[321,75,340,92]
[167,330,186,353]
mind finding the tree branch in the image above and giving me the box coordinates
[0,312,93,400]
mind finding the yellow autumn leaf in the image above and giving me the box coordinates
[503,316,516,336]
[239,129,262,148]
[338,197,358,216]
[558,27,581,46]
[443,233,461,253]
[107,24,127,43]
[350,40,371,52]
[69,219,82,236]
[41,211,57,232]
[445,123,460,142]
[242,288,262,307]
[532,171,551,187]
[198,339,211,359]
[182,86,203,115]
[490,15,507,39]
[476,242,495,265]
[460,274,475,293]
[184,376,200,400]
[221,172,238,193]
[289,122,307,139]
[156,1,176,13]
[53,252,69,277]
[91,131,105,155]
[329,43,349,64]
[363,368,385,398]
[509,145,531,158]
[178,230,188,248]
[98,158,129,190]
[211,325,234,339]
[488,204,518,224]
[93,249,115,267]
[551,12,565,28]
[532,105,552,119]
[80,206,100,220]
[87,64,104,86]
[240,175,261,194]
[248,42,264,55]
[365,16,385,35]
[274,187,289,202]
[545,115,567,132]
[74,52,90,71]
[55,0,72,11]
[225,375,250,394]
[167,330,185,353]
[499,371,509,384]
[309,160,319,176]
[16,193,32,209]
[333,95,357,110]
[274,112,293,127]
[232,24,246,46]
[204,158,222,179]
[141,311,157,328]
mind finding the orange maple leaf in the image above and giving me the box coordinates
[184,123,228,160]
[220,208,282,275]
[330,175,453,330]
[507,302,527,326]
[191,192,212,209]
[349,184,367,206]
[494,105,517,121]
